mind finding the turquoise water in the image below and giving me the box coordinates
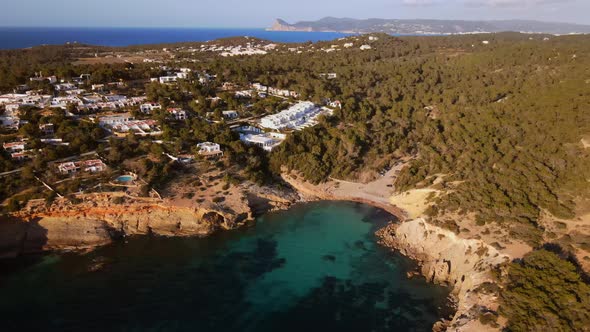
[0,201,453,331]
[116,175,134,183]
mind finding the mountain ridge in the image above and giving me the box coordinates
[268,17,590,35]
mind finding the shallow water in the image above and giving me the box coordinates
[0,201,452,331]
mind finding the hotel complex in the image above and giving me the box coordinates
[260,101,331,131]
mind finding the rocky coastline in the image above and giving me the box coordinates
[281,172,509,331]
[0,183,298,259]
[0,173,508,331]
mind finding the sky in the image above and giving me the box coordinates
[1,0,589,27]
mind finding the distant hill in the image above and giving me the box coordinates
[269,17,590,35]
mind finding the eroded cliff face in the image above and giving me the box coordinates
[0,192,255,257]
[377,218,510,331]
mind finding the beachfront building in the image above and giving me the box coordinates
[260,101,330,131]
[197,142,223,157]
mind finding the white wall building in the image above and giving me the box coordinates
[260,101,325,131]
[239,133,285,152]
[222,110,239,120]
[167,108,188,120]
[140,103,162,114]
[98,114,134,127]
[197,142,223,157]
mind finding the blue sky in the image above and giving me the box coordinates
[2,0,589,27]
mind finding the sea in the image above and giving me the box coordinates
[0,27,352,50]
[0,201,453,331]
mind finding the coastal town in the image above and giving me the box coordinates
[0,45,344,209]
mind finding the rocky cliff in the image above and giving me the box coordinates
[0,192,256,258]
[377,219,510,331]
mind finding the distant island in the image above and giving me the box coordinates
[269,17,590,35]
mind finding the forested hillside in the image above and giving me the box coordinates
[1,32,590,329]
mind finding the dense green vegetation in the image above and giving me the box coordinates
[253,34,590,240]
[500,249,590,331]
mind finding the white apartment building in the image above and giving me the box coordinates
[260,101,321,130]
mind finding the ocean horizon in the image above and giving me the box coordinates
[0,27,352,50]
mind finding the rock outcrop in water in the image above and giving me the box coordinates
[377,219,510,331]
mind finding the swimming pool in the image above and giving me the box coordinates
[116,175,134,183]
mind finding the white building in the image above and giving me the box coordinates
[54,83,77,91]
[0,116,19,130]
[159,76,178,84]
[260,101,324,131]
[57,159,107,175]
[30,75,57,84]
[252,83,268,92]
[98,114,134,127]
[222,110,239,120]
[167,108,188,120]
[140,103,162,114]
[360,45,372,50]
[197,142,223,157]
[239,132,285,152]
[3,141,26,153]
[328,100,342,109]
[320,73,338,79]
[235,90,252,98]
[104,95,127,102]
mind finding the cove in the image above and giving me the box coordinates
[0,201,453,331]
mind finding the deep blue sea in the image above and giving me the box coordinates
[0,202,453,331]
[0,27,351,50]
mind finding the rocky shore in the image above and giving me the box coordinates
[281,171,511,331]
[377,219,509,332]
[1,172,510,331]
[0,183,299,258]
